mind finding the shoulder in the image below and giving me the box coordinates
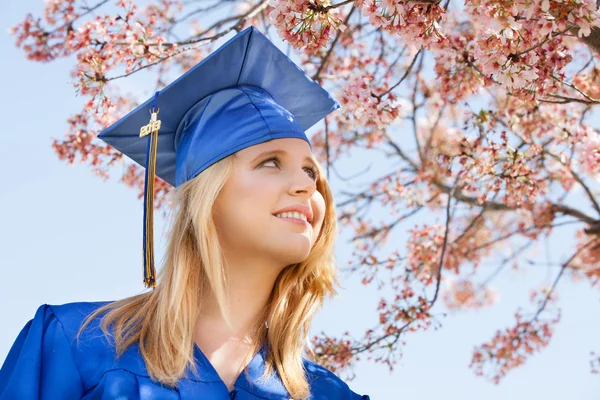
[303,359,370,400]
[41,300,119,362]
[41,300,125,361]
[0,303,111,398]
[44,300,114,338]
[3,301,128,395]
[38,301,147,388]
[45,301,114,334]
[40,301,153,387]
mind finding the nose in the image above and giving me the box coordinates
[289,170,316,196]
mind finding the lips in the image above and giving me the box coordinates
[272,204,313,223]
[274,211,308,223]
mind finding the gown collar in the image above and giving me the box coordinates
[191,343,291,399]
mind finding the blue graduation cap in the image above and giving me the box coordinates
[96,26,341,288]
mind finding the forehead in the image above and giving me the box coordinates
[236,138,314,159]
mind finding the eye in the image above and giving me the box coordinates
[260,156,319,181]
[261,156,281,169]
[304,166,319,181]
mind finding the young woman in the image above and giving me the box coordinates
[0,26,370,400]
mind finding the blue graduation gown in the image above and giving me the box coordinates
[0,302,370,399]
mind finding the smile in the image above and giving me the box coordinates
[274,212,310,226]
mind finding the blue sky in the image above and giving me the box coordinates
[1,1,599,399]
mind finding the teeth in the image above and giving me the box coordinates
[275,211,307,222]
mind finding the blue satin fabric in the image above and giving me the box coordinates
[96,26,340,188]
[173,84,309,187]
[0,302,370,400]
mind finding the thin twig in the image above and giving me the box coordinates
[511,27,571,58]
[376,48,423,99]
[106,1,269,81]
[544,151,600,216]
[430,182,456,306]
[531,238,597,321]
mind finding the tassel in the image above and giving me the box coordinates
[139,92,161,289]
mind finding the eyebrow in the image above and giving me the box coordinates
[252,149,319,170]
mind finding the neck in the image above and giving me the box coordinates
[194,251,282,350]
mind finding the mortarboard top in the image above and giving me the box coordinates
[96,26,341,288]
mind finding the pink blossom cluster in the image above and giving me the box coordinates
[51,92,135,177]
[10,0,79,61]
[579,129,600,179]
[467,0,600,39]
[446,111,552,207]
[377,292,432,332]
[471,303,560,383]
[267,0,346,54]
[10,0,200,208]
[432,18,490,101]
[337,74,403,136]
[11,0,187,99]
[495,95,599,188]
[307,332,357,377]
[406,221,493,280]
[432,0,590,99]
[461,0,598,91]
[510,201,557,240]
[442,278,499,310]
[309,43,411,160]
[406,224,445,281]
[355,0,447,49]
[572,64,600,98]
[570,232,600,286]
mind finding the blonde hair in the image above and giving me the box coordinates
[78,152,340,399]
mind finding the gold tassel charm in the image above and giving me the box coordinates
[140,106,161,288]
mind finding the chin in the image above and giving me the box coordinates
[271,238,313,265]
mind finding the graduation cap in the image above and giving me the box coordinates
[96,26,341,289]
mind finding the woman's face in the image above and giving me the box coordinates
[213,138,326,268]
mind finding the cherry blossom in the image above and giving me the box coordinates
[442,278,499,310]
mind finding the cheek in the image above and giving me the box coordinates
[311,191,327,237]
[238,177,276,215]
[218,173,276,231]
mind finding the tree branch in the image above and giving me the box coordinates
[312,5,356,81]
[430,183,455,306]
